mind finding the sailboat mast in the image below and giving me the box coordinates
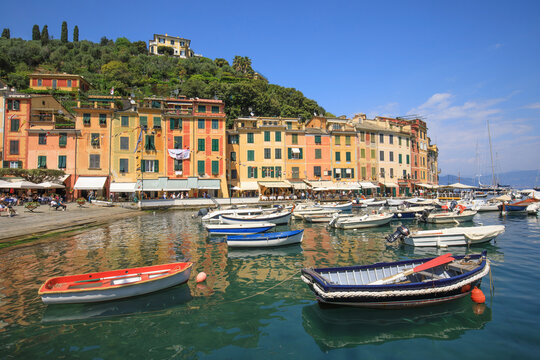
[487,119,496,187]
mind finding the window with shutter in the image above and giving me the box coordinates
[10,118,19,132]
[212,160,219,175]
[121,116,129,127]
[212,139,219,152]
[198,139,205,151]
[198,119,205,129]
[335,135,340,145]
[335,152,341,162]
[247,133,254,143]
[58,155,67,169]
[59,133,67,147]
[264,131,270,141]
[346,152,351,162]
[275,131,281,142]
[174,136,182,149]
[174,159,182,171]
[198,160,205,175]
[119,159,128,173]
[9,140,19,155]
[120,137,129,150]
[139,116,147,128]
[39,133,47,145]
[211,106,220,114]
[212,119,219,129]
[89,154,100,169]
[231,152,236,161]
[99,114,107,126]
[37,156,47,168]
[264,148,271,159]
[247,150,254,161]
[315,135,321,144]
[292,134,298,144]
[83,113,91,125]
[154,160,159,172]
[153,116,161,129]
[91,133,100,147]
[275,148,282,159]
[145,135,155,150]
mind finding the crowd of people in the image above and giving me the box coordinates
[0,192,67,216]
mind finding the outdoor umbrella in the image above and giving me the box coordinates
[38,182,66,189]
[0,180,12,188]
[7,181,43,189]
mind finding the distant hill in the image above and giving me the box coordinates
[439,170,540,189]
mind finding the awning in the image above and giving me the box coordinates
[381,182,398,188]
[38,181,65,189]
[139,179,161,191]
[417,183,440,189]
[239,182,259,191]
[289,181,310,190]
[359,182,378,189]
[198,179,221,190]
[166,179,190,191]
[0,180,13,188]
[291,148,300,154]
[307,180,334,188]
[258,181,291,188]
[110,182,136,193]
[73,177,107,190]
[5,180,43,189]
[447,182,474,189]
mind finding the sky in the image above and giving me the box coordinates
[2,0,540,177]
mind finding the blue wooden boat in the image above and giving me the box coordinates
[226,229,304,248]
[498,198,539,213]
[205,222,276,236]
[301,251,489,308]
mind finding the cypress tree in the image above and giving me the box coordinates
[61,21,68,43]
[41,25,49,44]
[32,25,40,40]
[73,25,79,42]
[1,28,10,39]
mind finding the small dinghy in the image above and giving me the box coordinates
[418,209,477,224]
[205,222,276,235]
[386,225,505,247]
[220,209,292,225]
[226,229,304,248]
[301,252,490,308]
[38,262,193,304]
[329,213,393,229]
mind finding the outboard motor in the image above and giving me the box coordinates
[449,200,458,211]
[386,226,410,243]
[419,208,432,222]
[197,208,209,217]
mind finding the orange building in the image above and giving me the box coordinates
[29,73,90,92]
[3,93,31,169]
[72,96,117,198]
[304,118,332,181]
[26,95,79,192]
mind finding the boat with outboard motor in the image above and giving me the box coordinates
[386,225,505,247]
[329,212,393,229]
[301,251,490,308]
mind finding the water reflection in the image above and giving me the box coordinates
[302,299,492,350]
[41,284,193,323]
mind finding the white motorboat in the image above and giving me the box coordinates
[329,213,394,229]
[205,222,276,236]
[220,209,293,225]
[527,202,540,215]
[386,225,505,247]
[365,200,387,206]
[201,207,265,222]
[418,210,477,224]
[318,201,353,212]
[471,200,501,212]
[292,207,326,220]
[303,213,354,223]
[386,198,405,206]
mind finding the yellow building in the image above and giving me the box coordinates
[327,118,357,182]
[148,34,194,58]
[29,73,90,92]
[284,118,306,184]
[352,115,380,183]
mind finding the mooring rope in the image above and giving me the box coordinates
[229,270,300,303]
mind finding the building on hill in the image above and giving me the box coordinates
[29,73,90,92]
[148,34,198,58]
[2,93,32,169]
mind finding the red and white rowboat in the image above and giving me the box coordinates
[38,262,193,304]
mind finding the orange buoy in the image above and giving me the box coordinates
[461,284,471,293]
[471,287,485,303]
[196,272,207,283]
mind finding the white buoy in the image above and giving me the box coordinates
[196,272,207,283]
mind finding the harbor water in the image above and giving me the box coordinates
[0,209,539,359]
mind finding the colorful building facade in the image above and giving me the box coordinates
[29,74,90,92]
[3,94,31,169]
[148,34,194,58]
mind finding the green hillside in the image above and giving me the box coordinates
[0,31,329,124]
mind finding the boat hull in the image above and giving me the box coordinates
[221,211,292,225]
[39,262,192,304]
[404,225,505,247]
[425,211,476,223]
[319,202,353,212]
[301,252,489,309]
[226,230,304,248]
[333,214,393,229]
[205,223,276,235]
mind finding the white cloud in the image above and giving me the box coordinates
[524,102,540,109]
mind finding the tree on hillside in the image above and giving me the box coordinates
[232,56,253,75]
[32,25,40,40]
[1,28,10,39]
[61,21,68,43]
[41,25,49,44]
[73,25,79,42]
[214,58,229,68]
[157,46,174,56]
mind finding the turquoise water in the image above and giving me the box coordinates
[0,210,539,359]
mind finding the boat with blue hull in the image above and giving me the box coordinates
[226,229,304,248]
[391,206,433,220]
[205,222,276,236]
[301,252,489,308]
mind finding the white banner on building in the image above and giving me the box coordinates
[168,149,190,160]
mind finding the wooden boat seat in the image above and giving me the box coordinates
[416,270,445,280]
[447,261,479,273]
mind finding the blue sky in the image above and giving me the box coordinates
[2,0,540,176]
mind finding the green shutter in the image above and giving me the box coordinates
[170,119,175,130]
[212,139,219,151]
[275,131,281,142]
[141,160,146,172]
[154,117,161,128]
[247,133,254,143]
[247,167,252,178]
[264,131,270,141]
[212,160,219,175]
[198,139,205,151]
[154,160,159,172]
[254,167,258,178]
[346,152,351,162]
[288,148,292,159]
[3,161,8,168]
[140,116,147,127]
[198,160,205,175]
[299,148,303,159]
[399,154,402,164]
[59,133,67,147]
